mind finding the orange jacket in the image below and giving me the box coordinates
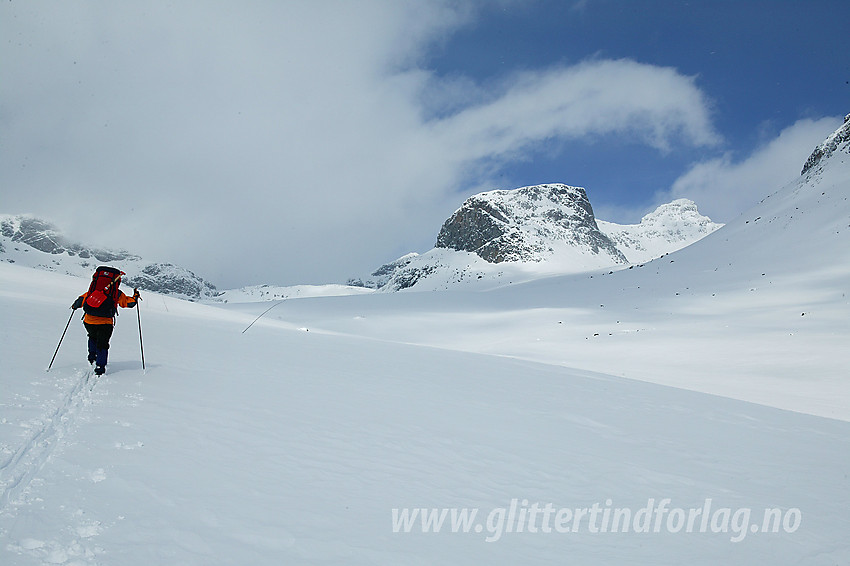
[76,290,138,325]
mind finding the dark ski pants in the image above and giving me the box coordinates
[84,322,114,367]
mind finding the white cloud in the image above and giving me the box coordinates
[429,59,720,161]
[1,1,722,287]
[661,117,843,222]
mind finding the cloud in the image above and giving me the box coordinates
[660,117,843,222]
[1,1,721,287]
[428,59,720,161]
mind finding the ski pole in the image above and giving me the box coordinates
[136,289,145,371]
[48,309,76,371]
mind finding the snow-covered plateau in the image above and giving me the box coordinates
[1,116,848,564]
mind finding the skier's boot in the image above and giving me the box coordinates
[95,347,108,375]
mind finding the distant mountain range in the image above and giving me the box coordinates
[2,191,720,298]
[0,216,220,301]
[4,113,848,299]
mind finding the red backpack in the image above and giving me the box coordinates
[83,266,124,318]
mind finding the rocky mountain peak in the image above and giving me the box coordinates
[801,112,850,175]
[435,183,626,265]
[352,183,722,291]
[0,214,220,301]
[1,215,138,263]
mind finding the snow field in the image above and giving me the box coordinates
[1,263,848,564]
[264,157,850,421]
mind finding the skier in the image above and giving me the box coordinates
[71,266,141,375]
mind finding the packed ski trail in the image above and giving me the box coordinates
[0,368,95,512]
[1,263,849,565]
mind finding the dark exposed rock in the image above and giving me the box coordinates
[0,216,138,262]
[436,183,626,264]
[124,263,219,300]
[347,253,419,289]
[384,264,439,291]
[0,214,220,300]
[802,113,850,176]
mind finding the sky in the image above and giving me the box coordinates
[2,0,848,288]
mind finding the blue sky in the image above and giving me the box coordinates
[2,1,848,287]
[426,0,849,219]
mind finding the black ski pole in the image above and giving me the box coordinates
[136,289,145,371]
[48,309,76,371]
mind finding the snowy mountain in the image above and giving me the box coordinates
[353,186,720,291]
[0,215,375,303]
[3,185,720,298]
[597,198,723,264]
[279,113,850,419]
[0,118,848,565]
[801,112,850,175]
[0,215,221,301]
[436,183,626,264]
[0,216,139,263]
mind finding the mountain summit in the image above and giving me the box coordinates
[354,186,721,291]
[598,198,722,264]
[436,183,626,265]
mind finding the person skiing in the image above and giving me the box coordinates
[71,266,141,375]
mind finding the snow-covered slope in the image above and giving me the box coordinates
[1,263,848,565]
[1,118,847,566]
[215,283,374,303]
[436,183,627,264]
[598,198,722,263]
[262,116,850,419]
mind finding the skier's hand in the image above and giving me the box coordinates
[71,296,84,310]
[133,288,141,300]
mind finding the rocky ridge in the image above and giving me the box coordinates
[436,184,626,265]
[0,215,220,301]
[801,113,850,176]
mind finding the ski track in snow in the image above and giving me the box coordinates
[0,368,96,512]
